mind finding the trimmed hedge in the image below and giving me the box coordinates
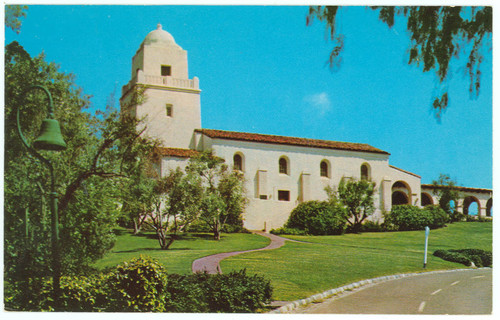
[285,201,347,235]
[433,249,492,267]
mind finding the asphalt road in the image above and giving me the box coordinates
[295,268,492,315]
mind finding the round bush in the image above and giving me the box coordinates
[384,205,434,231]
[286,201,347,235]
[106,256,169,312]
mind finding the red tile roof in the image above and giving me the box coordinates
[421,184,492,194]
[156,147,199,158]
[195,129,390,155]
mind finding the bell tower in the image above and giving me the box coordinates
[120,24,201,150]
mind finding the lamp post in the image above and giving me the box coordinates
[16,85,67,307]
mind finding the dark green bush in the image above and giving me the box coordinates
[424,205,449,228]
[166,269,273,313]
[286,201,347,235]
[384,205,448,231]
[106,256,169,312]
[165,273,210,312]
[203,269,273,313]
[270,227,307,235]
[433,249,492,267]
[383,205,433,231]
[450,210,466,222]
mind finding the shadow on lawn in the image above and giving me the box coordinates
[130,232,218,241]
[113,247,192,253]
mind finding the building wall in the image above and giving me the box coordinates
[197,137,403,230]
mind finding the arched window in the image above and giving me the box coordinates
[279,157,288,175]
[233,153,243,171]
[320,160,329,177]
[361,163,370,180]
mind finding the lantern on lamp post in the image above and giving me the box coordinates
[16,85,67,307]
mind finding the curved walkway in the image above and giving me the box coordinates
[191,231,295,274]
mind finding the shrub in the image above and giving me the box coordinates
[450,210,466,222]
[383,205,433,231]
[270,227,307,235]
[286,201,347,235]
[165,273,210,312]
[58,274,109,311]
[202,269,273,313]
[424,205,449,228]
[358,220,386,232]
[433,249,492,267]
[384,205,448,231]
[166,270,273,313]
[106,256,169,312]
[6,257,273,313]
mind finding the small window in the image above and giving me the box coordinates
[278,190,290,201]
[166,104,173,117]
[320,160,329,177]
[361,164,370,180]
[279,157,288,175]
[233,153,243,171]
[260,195,268,200]
[161,65,171,76]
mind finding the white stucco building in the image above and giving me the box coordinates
[120,25,492,230]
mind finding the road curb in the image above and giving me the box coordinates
[268,267,491,314]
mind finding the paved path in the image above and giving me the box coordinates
[293,268,492,315]
[191,231,293,274]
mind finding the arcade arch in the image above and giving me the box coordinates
[463,196,480,216]
[392,181,412,206]
[421,192,433,206]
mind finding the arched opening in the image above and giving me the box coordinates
[361,163,371,180]
[233,153,243,171]
[392,191,409,205]
[421,192,433,206]
[392,180,411,206]
[449,200,456,212]
[279,156,289,175]
[463,196,480,216]
[320,160,329,178]
[486,198,492,217]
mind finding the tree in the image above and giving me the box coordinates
[430,173,462,220]
[120,153,159,234]
[186,152,247,240]
[307,6,492,120]
[143,168,203,250]
[4,40,154,309]
[5,5,28,34]
[325,177,375,232]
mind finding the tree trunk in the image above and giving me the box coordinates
[133,220,140,234]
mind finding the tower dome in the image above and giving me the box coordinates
[143,24,177,46]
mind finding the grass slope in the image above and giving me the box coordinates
[220,222,492,301]
[93,229,270,274]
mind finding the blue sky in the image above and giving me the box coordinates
[4,4,493,189]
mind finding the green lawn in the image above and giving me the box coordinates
[94,223,491,302]
[93,229,270,274]
[220,222,492,301]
